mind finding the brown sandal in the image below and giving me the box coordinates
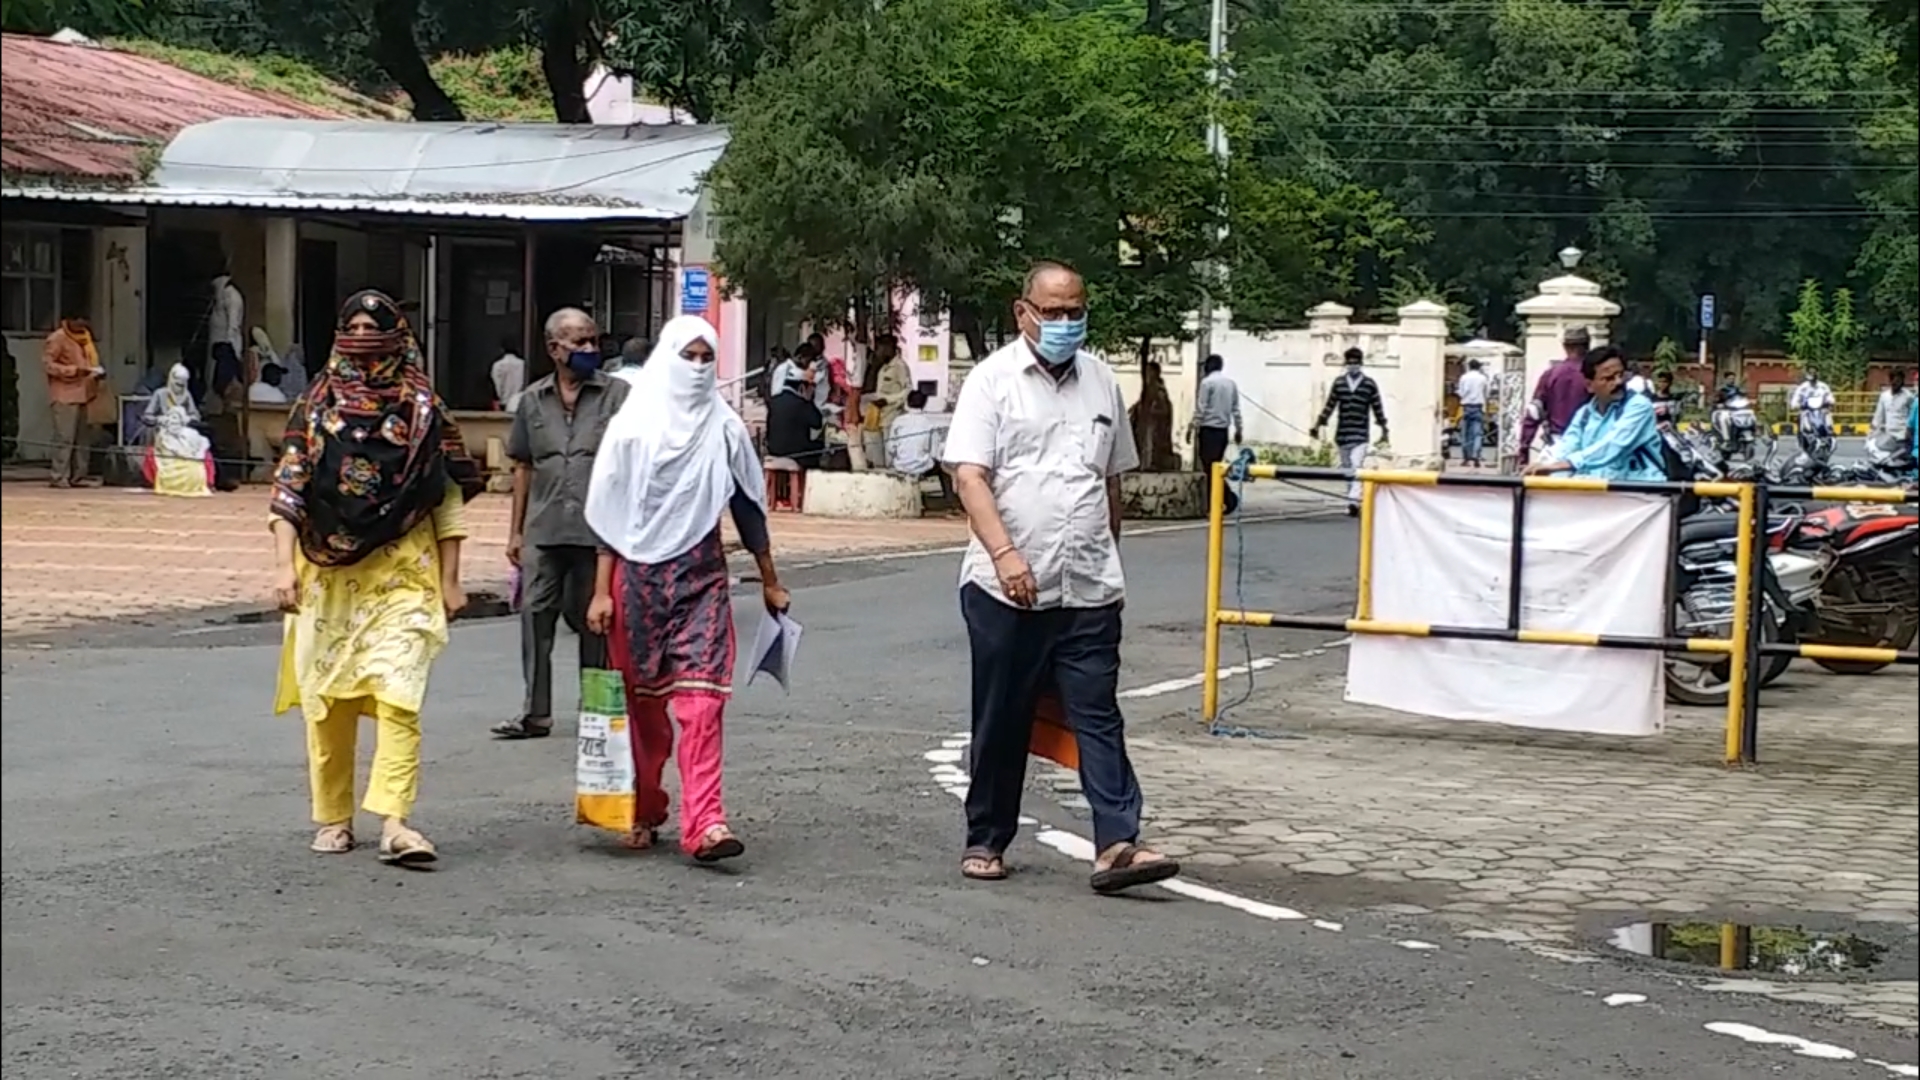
[1090,843,1179,895]
[692,825,745,863]
[960,849,1008,881]
[622,823,661,851]
[377,824,439,868]
[310,824,354,854]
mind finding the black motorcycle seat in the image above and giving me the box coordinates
[1678,512,1799,548]
[1678,514,1742,546]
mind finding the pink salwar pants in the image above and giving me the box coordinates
[622,688,729,854]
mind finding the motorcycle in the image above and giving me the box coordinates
[1770,502,1920,675]
[1710,388,1766,465]
[1779,398,1839,486]
[1664,514,1818,706]
[1664,502,1920,703]
[1835,432,1919,489]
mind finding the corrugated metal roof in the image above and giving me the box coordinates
[0,185,696,222]
[138,117,728,220]
[0,32,339,182]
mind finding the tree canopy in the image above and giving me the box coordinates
[8,0,1914,356]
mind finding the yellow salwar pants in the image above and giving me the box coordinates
[306,696,422,824]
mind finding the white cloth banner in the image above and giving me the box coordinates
[1346,486,1671,736]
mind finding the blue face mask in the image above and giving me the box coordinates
[564,350,599,378]
[1033,315,1087,366]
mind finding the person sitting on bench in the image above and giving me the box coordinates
[887,389,951,504]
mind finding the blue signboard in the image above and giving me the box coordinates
[681,267,711,315]
[1698,293,1716,331]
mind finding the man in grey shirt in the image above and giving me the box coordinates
[495,307,632,740]
[1193,354,1243,513]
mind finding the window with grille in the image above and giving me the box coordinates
[1,226,60,334]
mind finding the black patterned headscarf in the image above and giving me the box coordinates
[268,290,480,566]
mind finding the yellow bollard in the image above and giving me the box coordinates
[1723,484,1756,764]
[1201,462,1227,723]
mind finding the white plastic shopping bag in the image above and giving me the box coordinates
[574,667,635,833]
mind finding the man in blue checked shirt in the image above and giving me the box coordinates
[1524,345,1667,483]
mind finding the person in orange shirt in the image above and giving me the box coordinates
[42,313,105,488]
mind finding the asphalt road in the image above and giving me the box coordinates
[4,513,1915,1079]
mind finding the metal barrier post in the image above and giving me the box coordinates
[1723,483,1757,764]
[1356,479,1378,619]
[1201,462,1227,722]
[1740,480,1771,763]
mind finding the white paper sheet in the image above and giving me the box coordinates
[1345,485,1670,736]
[748,609,804,692]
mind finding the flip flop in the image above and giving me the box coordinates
[1089,844,1179,895]
[960,848,1009,881]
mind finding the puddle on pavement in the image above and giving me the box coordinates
[1609,921,1887,975]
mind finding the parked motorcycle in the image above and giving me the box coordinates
[1835,432,1919,490]
[1664,514,1816,706]
[1770,502,1920,675]
[1664,501,1920,703]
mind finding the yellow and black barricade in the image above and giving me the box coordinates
[1201,464,1916,764]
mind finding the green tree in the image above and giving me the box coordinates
[1234,0,1910,349]
[1786,279,1870,388]
[708,0,1226,355]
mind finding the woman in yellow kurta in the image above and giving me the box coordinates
[269,289,481,867]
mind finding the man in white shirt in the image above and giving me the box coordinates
[887,389,952,502]
[491,335,527,412]
[942,260,1180,895]
[1871,369,1914,441]
[1454,358,1491,467]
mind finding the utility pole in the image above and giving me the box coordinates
[1192,0,1230,464]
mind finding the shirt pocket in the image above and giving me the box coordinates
[1080,419,1115,473]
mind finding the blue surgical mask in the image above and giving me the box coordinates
[1033,315,1087,366]
[564,350,599,378]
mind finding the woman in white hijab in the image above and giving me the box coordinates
[585,315,789,863]
[142,363,214,497]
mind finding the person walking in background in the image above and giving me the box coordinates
[1311,347,1390,516]
[1193,354,1243,513]
[943,261,1180,894]
[1517,326,1593,466]
[584,315,789,863]
[42,311,105,488]
[496,308,630,742]
[1455,358,1491,468]
[491,334,527,412]
[269,289,481,867]
[1872,368,1914,443]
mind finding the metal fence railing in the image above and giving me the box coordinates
[1202,465,1916,764]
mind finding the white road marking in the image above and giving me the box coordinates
[919,734,1919,1078]
[1118,638,1351,700]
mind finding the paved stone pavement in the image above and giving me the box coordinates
[0,484,969,637]
[1036,645,1920,1028]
